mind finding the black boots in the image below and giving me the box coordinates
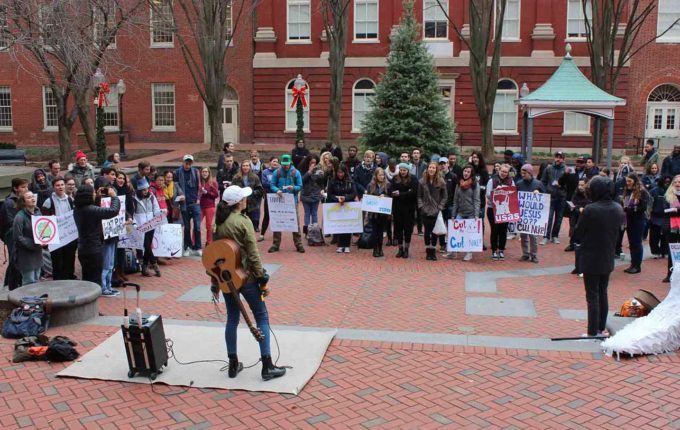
[373,242,384,257]
[261,355,286,381]
[402,243,409,259]
[426,248,437,261]
[228,354,243,378]
[396,245,404,258]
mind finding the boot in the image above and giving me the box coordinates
[261,355,286,381]
[396,245,404,258]
[373,245,380,257]
[430,248,437,261]
[141,264,151,277]
[425,248,432,260]
[303,225,308,237]
[228,354,243,378]
[152,263,161,277]
[378,242,384,257]
[403,243,409,259]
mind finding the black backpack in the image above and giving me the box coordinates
[357,222,377,249]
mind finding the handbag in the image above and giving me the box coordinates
[433,211,447,236]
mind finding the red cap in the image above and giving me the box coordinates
[75,151,86,161]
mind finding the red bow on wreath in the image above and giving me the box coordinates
[97,82,110,108]
[290,85,307,109]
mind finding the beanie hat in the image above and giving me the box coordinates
[398,162,411,170]
[75,151,87,161]
[520,164,534,175]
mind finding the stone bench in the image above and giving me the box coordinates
[8,281,101,326]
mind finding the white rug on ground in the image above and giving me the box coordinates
[57,324,336,395]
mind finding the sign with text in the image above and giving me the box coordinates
[361,195,393,215]
[514,191,550,237]
[446,219,483,252]
[322,202,364,235]
[32,215,59,245]
[153,224,183,258]
[267,193,299,232]
[492,185,520,223]
[48,211,78,251]
[670,243,680,268]
[101,196,127,240]
[135,213,166,234]
[118,228,144,250]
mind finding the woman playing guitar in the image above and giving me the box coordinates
[211,185,286,381]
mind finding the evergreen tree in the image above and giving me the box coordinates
[360,0,455,158]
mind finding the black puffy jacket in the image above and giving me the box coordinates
[74,197,120,255]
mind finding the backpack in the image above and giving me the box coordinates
[357,221,377,249]
[124,248,140,274]
[2,295,50,339]
[307,223,325,246]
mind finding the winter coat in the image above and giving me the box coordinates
[1,192,19,245]
[74,197,120,255]
[12,208,44,272]
[367,181,391,220]
[443,171,457,209]
[641,174,659,191]
[622,188,650,224]
[661,153,680,178]
[410,160,428,181]
[643,149,659,171]
[30,169,52,208]
[418,178,447,218]
[391,174,418,216]
[574,177,625,275]
[291,147,310,169]
[649,184,668,227]
[216,157,240,192]
[198,181,219,209]
[451,181,480,219]
[326,177,357,203]
[133,192,162,224]
[515,177,545,193]
[67,163,95,187]
[261,167,276,192]
[353,163,375,196]
[472,164,489,211]
[270,166,303,203]
[301,167,325,204]
[231,173,264,211]
[560,170,579,201]
[541,162,567,199]
[41,192,74,217]
[174,166,201,205]
[113,182,137,220]
[343,158,361,177]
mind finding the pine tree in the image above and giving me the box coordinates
[360,0,455,158]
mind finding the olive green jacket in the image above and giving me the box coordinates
[214,211,265,283]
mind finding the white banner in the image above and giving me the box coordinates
[267,193,299,232]
[152,224,183,258]
[31,215,59,245]
[135,213,166,234]
[361,195,393,215]
[670,243,680,268]
[446,219,483,252]
[514,191,550,237]
[101,196,126,240]
[48,211,78,251]
[117,228,144,250]
[322,202,364,235]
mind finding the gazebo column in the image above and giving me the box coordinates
[526,116,534,164]
[594,118,601,165]
[606,118,614,170]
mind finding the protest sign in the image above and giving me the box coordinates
[153,224,183,258]
[492,185,520,223]
[32,215,59,245]
[670,243,680,268]
[135,213,166,234]
[322,202,364,235]
[48,211,78,251]
[118,228,144,250]
[514,191,550,236]
[267,193,299,232]
[446,219,483,252]
[101,196,126,239]
[361,195,393,215]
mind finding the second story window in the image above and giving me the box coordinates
[657,0,680,42]
[288,0,311,42]
[567,0,591,39]
[424,0,448,40]
[0,7,9,51]
[355,0,378,40]
[502,0,521,41]
[151,0,174,47]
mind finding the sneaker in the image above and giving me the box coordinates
[336,247,344,253]
[519,255,530,262]
[101,290,120,298]
[463,252,473,261]
[540,238,549,245]
[268,246,279,253]
[564,244,575,252]
[551,237,560,244]
[258,235,265,242]
[492,251,499,260]
[498,251,505,260]
[343,247,351,253]
[182,249,193,257]
[578,273,583,278]
[195,249,203,257]
[530,256,539,264]
[507,234,516,240]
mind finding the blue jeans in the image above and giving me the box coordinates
[182,203,202,250]
[101,242,116,292]
[21,269,40,285]
[223,282,271,356]
[302,201,319,226]
[546,198,565,239]
[626,217,645,269]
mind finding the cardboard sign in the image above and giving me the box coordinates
[361,195,393,215]
[267,193,299,233]
[152,224,183,258]
[101,196,126,239]
[48,211,78,251]
[492,185,520,223]
[322,202,364,235]
[446,219,483,252]
[31,215,59,245]
[514,191,550,237]
[135,213,166,234]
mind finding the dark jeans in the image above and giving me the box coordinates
[223,283,271,357]
[393,209,414,245]
[574,243,582,273]
[182,202,202,250]
[371,216,387,247]
[336,233,351,248]
[487,208,508,251]
[415,208,423,234]
[422,214,438,248]
[143,230,157,265]
[79,252,103,286]
[649,223,666,256]
[51,241,77,280]
[260,198,270,236]
[626,217,645,269]
[583,273,610,336]
[616,228,625,255]
[546,198,565,239]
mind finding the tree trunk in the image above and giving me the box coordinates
[480,113,494,161]
[76,93,96,151]
[207,102,224,152]
[58,124,73,164]
[327,47,344,146]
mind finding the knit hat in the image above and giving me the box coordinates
[137,178,150,190]
[75,151,87,161]
[398,162,411,170]
[520,164,534,175]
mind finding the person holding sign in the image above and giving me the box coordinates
[392,163,418,259]
[418,161,447,261]
[486,165,514,260]
[12,192,44,286]
[327,165,358,253]
[269,154,305,254]
[134,178,164,277]
[451,165,480,261]
[41,176,76,280]
[515,164,545,263]
[366,168,391,257]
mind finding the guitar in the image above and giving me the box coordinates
[202,239,265,342]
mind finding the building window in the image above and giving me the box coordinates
[94,5,116,49]
[502,0,521,41]
[102,86,119,130]
[352,79,375,132]
[658,0,680,42]
[40,6,59,50]
[563,112,590,135]
[355,0,378,40]
[567,0,591,39]
[0,86,11,129]
[150,0,174,47]
[0,7,9,51]
[646,84,680,138]
[225,0,233,41]
[493,79,518,134]
[287,0,311,42]
[43,87,58,131]
[285,80,309,131]
[424,0,448,40]
[152,83,176,130]
[439,85,454,120]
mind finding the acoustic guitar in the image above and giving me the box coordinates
[202,239,264,342]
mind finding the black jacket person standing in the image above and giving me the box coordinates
[574,176,624,337]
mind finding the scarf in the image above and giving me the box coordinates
[459,177,473,190]
[164,181,174,201]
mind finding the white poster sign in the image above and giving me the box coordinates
[118,228,144,250]
[670,243,680,268]
[101,195,127,240]
[322,202,364,235]
[514,192,550,237]
[48,211,78,251]
[446,219,483,252]
[267,193,299,232]
[152,224,183,258]
[361,195,393,215]
[31,215,59,245]
[135,213,166,234]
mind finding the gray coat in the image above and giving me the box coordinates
[417,178,447,218]
[12,208,44,272]
[452,182,481,219]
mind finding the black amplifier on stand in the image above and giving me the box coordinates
[121,314,168,380]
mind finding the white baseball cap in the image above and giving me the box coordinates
[183,154,194,162]
[222,185,252,206]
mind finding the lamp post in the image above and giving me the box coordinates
[292,74,307,142]
[93,68,107,166]
[117,78,127,159]
[519,83,530,161]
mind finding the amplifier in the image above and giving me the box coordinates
[121,314,168,380]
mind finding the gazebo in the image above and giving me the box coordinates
[517,44,626,170]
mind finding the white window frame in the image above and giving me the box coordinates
[354,0,379,42]
[0,86,12,131]
[225,0,233,44]
[501,0,521,42]
[438,80,456,122]
[0,7,9,52]
[42,86,58,132]
[657,0,680,43]
[287,0,311,44]
[566,0,592,41]
[492,78,518,135]
[150,0,174,48]
[352,79,376,133]
[423,0,448,40]
[151,83,176,132]
[563,112,591,136]
[102,85,119,132]
[93,5,117,49]
[285,80,310,132]
[39,6,58,51]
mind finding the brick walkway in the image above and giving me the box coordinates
[1,220,679,429]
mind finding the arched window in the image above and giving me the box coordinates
[646,84,680,138]
[493,79,518,133]
[286,79,309,131]
[648,84,680,102]
[352,79,376,132]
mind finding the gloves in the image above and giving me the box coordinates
[257,273,270,289]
